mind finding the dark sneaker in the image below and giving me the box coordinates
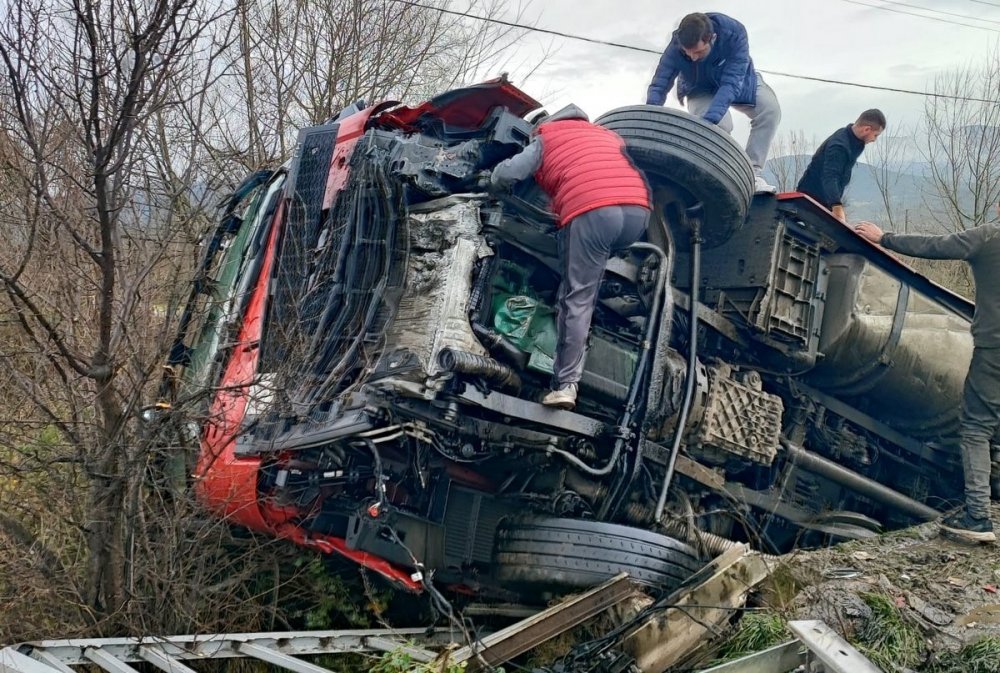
[940,510,996,543]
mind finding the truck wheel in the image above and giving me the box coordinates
[595,105,755,249]
[494,516,702,595]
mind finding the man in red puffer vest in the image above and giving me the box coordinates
[488,104,652,410]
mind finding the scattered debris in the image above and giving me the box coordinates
[614,545,773,671]
[712,508,1000,672]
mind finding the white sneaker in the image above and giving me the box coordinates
[542,383,577,410]
[754,175,777,194]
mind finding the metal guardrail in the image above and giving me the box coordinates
[0,574,877,673]
[0,629,452,673]
[697,619,882,673]
[0,575,634,673]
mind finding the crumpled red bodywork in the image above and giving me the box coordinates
[193,79,541,592]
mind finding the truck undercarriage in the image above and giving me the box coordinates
[164,78,978,601]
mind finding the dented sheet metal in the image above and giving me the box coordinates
[385,198,492,376]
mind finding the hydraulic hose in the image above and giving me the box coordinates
[654,206,704,523]
[471,323,530,370]
[438,347,522,391]
[617,242,670,426]
[543,442,622,477]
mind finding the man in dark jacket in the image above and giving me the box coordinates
[798,110,886,223]
[646,12,781,194]
[488,104,652,410]
[855,205,1000,543]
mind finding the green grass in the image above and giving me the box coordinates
[712,611,789,663]
[370,648,492,673]
[852,592,925,671]
[930,637,1000,673]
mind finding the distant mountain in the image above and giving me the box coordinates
[763,155,930,229]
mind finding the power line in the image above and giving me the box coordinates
[848,0,1000,25]
[835,0,1000,31]
[962,0,1000,8]
[387,0,999,104]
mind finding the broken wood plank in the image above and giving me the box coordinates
[446,572,634,671]
[618,545,774,672]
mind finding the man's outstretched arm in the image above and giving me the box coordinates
[855,221,992,260]
[819,145,850,222]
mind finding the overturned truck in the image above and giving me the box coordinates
[164,79,979,600]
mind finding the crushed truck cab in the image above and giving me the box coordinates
[163,78,973,600]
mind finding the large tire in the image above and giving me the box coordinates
[595,105,754,248]
[494,516,702,595]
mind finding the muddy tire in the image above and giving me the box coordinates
[494,516,702,594]
[595,105,754,248]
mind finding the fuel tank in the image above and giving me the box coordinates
[806,254,972,438]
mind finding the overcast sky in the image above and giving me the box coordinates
[481,0,1000,156]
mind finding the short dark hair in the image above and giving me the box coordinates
[857,109,887,129]
[677,13,713,49]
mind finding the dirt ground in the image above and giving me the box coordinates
[757,505,1000,671]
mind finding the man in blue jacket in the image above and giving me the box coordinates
[646,12,781,193]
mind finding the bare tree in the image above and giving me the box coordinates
[0,0,259,635]
[920,48,1000,234]
[865,125,915,231]
[767,129,812,192]
[212,0,533,170]
[867,49,1000,298]
[0,0,541,640]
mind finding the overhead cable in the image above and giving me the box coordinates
[387,0,1000,104]
[835,0,1000,31]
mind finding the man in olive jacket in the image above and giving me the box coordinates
[855,205,1000,543]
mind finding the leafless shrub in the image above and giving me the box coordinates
[0,0,537,640]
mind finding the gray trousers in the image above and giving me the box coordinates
[686,74,781,173]
[552,205,650,387]
[960,346,1000,519]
